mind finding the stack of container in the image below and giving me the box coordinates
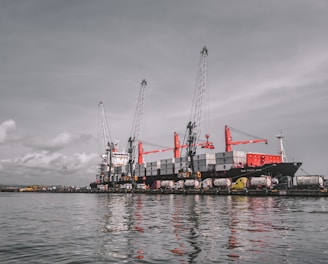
[160,158,175,175]
[174,156,188,174]
[146,161,160,176]
[215,151,246,171]
[193,153,215,172]
[135,163,146,177]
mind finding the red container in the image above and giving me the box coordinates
[246,153,282,167]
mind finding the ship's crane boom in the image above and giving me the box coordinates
[225,125,268,152]
[127,79,147,176]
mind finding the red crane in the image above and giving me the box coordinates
[225,125,268,152]
[137,132,214,164]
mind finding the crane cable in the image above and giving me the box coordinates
[229,126,266,141]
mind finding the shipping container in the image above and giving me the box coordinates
[201,178,213,189]
[215,164,233,171]
[296,175,324,188]
[175,156,189,163]
[160,163,175,169]
[246,153,282,167]
[160,158,175,164]
[232,177,250,189]
[194,153,215,161]
[215,151,246,159]
[160,168,175,175]
[184,179,200,188]
[175,180,185,189]
[250,175,272,189]
[160,180,175,189]
[147,161,160,169]
[213,178,232,188]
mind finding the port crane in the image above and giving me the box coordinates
[127,79,147,180]
[137,132,214,164]
[97,101,112,182]
[225,125,268,152]
[182,46,212,177]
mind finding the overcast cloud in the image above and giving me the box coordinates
[1,0,328,186]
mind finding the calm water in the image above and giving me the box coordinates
[1,192,328,263]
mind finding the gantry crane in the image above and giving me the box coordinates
[225,125,268,152]
[127,79,147,180]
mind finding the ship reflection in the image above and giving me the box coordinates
[170,194,202,263]
[97,193,291,262]
[226,195,288,260]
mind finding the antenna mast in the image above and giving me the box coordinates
[276,131,287,162]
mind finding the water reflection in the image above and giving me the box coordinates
[225,196,294,262]
[96,194,328,263]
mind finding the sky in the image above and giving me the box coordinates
[1,0,328,187]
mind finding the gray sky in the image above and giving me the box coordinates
[1,0,328,186]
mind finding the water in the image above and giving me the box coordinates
[1,193,328,263]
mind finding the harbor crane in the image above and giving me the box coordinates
[127,79,147,180]
[182,46,213,177]
[97,101,112,182]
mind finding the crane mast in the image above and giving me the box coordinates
[186,46,209,175]
[128,79,147,178]
[98,101,112,182]
[98,101,111,152]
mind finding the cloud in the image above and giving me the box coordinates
[24,132,93,151]
[0,119,16,143]
[12,150,97,170]
[0,150,99,186]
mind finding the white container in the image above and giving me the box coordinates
[147,161,160,169]
[175,180,185,189]
[202,178,213,188]
[160,163,175,169]
[194,165,211,172]
[146,170,158,176]
[175,157,189,163]
[296,175,324,187]
[213,178,232,188]
[194,153,215,161]
[160,158,175,164]
[184,179,200,188]
[250,176,272,188]
[160,168,174,175]
[215,164,233,171]
[161,180,174,189]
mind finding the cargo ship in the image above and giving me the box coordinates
[91,125,302,189]
[91,47,302,190]
[135,125,301,187]
[91,47,302,189]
